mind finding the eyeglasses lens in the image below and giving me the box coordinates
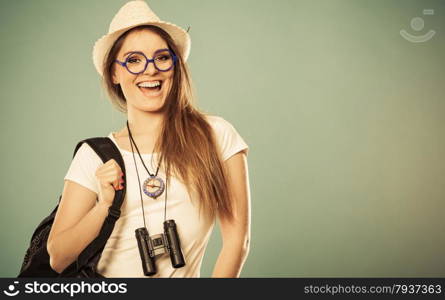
[126,50,174,73]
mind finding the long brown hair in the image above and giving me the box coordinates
[102,25,233,220]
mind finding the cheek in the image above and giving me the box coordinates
[119,79,138,100]
[164,72,174,89]
[119,75,136,90]
[115,66,136,83]
[112,67,124,84]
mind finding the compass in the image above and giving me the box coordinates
[143,175,165,199]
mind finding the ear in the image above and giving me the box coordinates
[112,70,120,85]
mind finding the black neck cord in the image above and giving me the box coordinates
[128,137,148,228]
[126,121,162,177]
[126,121,168,224]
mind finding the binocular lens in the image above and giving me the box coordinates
[164,220,186,268]
[135,220,186,276]
[135,227,157,276]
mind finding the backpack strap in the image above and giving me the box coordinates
[60,137,126,276]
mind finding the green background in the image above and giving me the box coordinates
[1,0,444,277]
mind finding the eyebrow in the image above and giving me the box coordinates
[122,48,169,58]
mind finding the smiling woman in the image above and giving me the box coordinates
[106,28,177,113]
[41,1,251,278]
[119,48,175,96]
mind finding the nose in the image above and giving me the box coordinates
[143,61,158,76]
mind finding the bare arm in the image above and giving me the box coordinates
[212,151,251,277]
[47,156,123,273]
[46,180,108,273]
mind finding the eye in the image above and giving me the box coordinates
[155,54,171,61]
[127,57,142,64]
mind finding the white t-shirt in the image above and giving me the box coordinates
[63,115,248,277]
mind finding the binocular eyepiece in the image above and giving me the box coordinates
[135,219,185,276]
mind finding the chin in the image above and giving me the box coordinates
[137,101,166,113]
[126,89,169,113]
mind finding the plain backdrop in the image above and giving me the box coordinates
[1,0,444,277]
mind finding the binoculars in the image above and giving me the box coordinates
[135,219,185,276]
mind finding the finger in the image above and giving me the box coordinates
[106,173,120,190]
[98,176,116,190]
[99,173,119,190]
[106,159,116,165]
[118,177,124,189]
[95,163,112,177]
[115,165,123,177]
[100,167,120,179]
[108,173,120,190]
[114,178,120,190]
[111,159,120,169]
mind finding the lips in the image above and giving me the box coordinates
[137,80,163,97]
[137,80,162,88]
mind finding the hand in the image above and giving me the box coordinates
[95,159,124,207]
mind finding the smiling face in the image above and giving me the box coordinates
[112,29,174,113]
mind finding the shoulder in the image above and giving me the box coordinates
[64,139,104,194]
[204,114,236,134]
[74,141,98,157]
[203,114,249,161]
[75,142,95,158]
[71,141,104,166]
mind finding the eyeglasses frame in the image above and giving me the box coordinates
[114,48,178,75]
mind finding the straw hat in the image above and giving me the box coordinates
[92,0,191,76]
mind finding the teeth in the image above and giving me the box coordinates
[137,81,161,88]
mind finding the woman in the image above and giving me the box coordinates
[46,1,250,278]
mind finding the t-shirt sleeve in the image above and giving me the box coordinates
[209,116,249,161]
[63,143,102,194]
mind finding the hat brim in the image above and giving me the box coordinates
[92,21,190,76]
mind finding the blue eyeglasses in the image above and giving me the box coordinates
[115,48,177,75]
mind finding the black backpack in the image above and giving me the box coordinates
[18,137,126,278]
